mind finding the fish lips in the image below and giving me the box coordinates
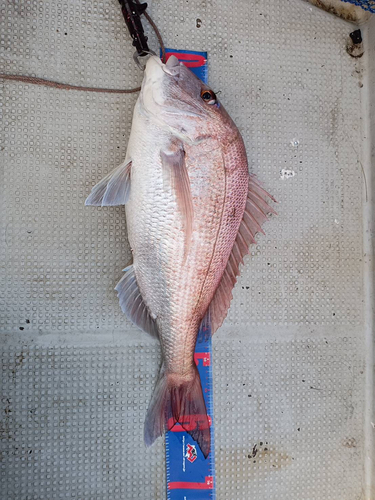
[145,55,181,78]
[163,55,181,77]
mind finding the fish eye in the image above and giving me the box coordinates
[201,89,217,105]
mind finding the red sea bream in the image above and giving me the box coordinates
[85,55,276,457]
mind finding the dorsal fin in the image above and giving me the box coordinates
[115,265,158,338]
[209,175,277,334]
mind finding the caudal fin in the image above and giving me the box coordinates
[144,364,211,458]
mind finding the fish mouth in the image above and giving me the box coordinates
[145,55,181,78]
[162,107,205,119]
[162,55,181,77]
[142,56,206,120]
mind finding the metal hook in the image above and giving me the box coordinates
[133,49,156,70]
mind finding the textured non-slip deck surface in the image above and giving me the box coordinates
[0,0,369,498]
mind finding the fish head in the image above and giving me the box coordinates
[140,55,239,148]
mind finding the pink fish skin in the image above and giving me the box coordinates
[85,55,276,458]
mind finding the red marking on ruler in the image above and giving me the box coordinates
[168,476,214,490]
[194,352,211,366]
[167,415,212,432]
[165,52,207,68]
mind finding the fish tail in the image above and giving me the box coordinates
[144,363,211,458]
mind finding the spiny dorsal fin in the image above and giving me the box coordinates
[85,159,132,206]
[115,265,158,338]
[209,175,277,334]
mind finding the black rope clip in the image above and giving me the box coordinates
[118,0,151,57]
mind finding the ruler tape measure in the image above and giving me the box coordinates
[161,48,216,500]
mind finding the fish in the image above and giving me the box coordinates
[85,55,276,458]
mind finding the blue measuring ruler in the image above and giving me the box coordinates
[161,48,215,500]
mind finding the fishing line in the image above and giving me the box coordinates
[0,0,165,94]
[1,5,217,496]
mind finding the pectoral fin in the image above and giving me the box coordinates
[160,143,193,257]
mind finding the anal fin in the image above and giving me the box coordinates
[115,265,158,338]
